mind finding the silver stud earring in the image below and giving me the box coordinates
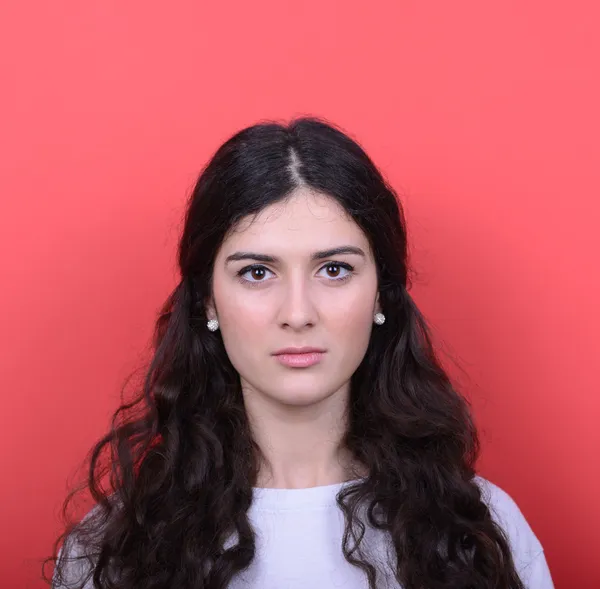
[207,318,219,332]
[374,312,385,325]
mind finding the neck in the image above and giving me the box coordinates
[242,382,360,489]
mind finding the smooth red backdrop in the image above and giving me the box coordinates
[1,1,598,587]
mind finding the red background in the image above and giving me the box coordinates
[1,1,598,587]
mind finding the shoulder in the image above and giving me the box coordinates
[473,474,554,585]
[53,500,118,589]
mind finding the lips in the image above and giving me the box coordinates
[272,348,326,368]
[272,346,326,356]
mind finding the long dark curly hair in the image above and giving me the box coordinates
[44,116,525,589]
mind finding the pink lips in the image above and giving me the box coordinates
[272,347,326,368]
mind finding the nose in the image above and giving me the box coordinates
[276,273,318,330]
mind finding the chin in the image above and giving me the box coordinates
[268,386,339,408]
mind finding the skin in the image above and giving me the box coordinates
[206,187,382,489]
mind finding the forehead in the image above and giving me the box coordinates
[221,189,369,253]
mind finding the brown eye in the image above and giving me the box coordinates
[318,262,354,282]
[237,264,274,285]
[251,267,266,280]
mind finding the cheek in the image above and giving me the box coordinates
[327,299,375,357]
[217,303,268,371]
[218,293,271,334]
[329,290,375,329]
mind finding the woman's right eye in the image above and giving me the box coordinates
[237,265,274,285]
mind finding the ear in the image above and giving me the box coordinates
[374,291,382,314]
[204,296,217,321]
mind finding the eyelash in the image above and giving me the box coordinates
[236,262,355,287]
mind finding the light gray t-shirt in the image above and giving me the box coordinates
[54,475,554,588]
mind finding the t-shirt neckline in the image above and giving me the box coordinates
[250,478,364,511]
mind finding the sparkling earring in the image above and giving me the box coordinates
[374,312,385,325]
[207,318,219,332]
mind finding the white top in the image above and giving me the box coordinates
[227,475,554,588]
[54,475,555,588]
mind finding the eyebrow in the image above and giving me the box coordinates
[225,246,367,265]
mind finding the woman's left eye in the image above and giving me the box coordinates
[318,262,354,281]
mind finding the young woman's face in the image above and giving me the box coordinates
[208,187,381,408]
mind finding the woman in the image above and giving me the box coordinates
[47,116,554,588]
